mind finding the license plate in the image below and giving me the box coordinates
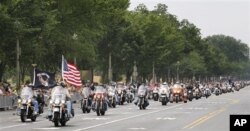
[53,108,60,112]
[20,106,26,109]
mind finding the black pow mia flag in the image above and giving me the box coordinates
[33,68,56,88]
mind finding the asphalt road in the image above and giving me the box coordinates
[0,86,249,131]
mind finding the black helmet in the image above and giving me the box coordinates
[58,81,66,87]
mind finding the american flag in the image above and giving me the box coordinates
[62,56,82,87]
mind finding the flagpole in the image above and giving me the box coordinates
[62,55,64,83]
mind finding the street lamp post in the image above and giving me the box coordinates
[177,61,180,82]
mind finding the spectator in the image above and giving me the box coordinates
[3,80,11,95]
[0,88,3,95]
[0,82,5,95]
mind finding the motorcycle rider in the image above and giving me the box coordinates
[80,85,92,108]
[20,80,39,115]
[47,81,73,119]
[36,88,45,113]
[134,83,149,106]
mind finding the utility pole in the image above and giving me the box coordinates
[74,57,77,65]
[108,53,112,83]
[16,38,20,90]
[176,61,180,82]
[152,62,155,84]
[133,61,138,83]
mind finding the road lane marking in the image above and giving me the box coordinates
[188,108,225,129]
[182,97,240,129]
[72,104,183,131]
[81,117,108,120]
[33,127,60,130]
[0,124,27,130]
[177,107,208,110]
[0,112,92,130]
[182,108,223,129]
[128,127,146,130]
[156,117,176,120]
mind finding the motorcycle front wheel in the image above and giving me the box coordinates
[20,110,27,122]
[54,112,60,127]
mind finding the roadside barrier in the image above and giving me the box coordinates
[0,95,17,110]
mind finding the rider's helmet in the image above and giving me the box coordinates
[58,81,66,87]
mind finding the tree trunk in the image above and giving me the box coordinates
[0,62,6,81]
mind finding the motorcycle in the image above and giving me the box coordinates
[92,86,107,116]
[137,85,148,110]
[204,87,211,98]
[152,87,159,101]
[186,87,193,101]
[158,85,169,105]
[17,89,38,122]
[234,83,240,91]
[194,88,202,99]
[170,84,185,103]
[107,86,117,108]
[49,88,70,127]
[17,95,37,122]
[214,87,221,96]
[116,85,126,105]
[126,88,134,103]
[81,87,91,113]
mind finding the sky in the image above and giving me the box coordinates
[128,0,250,46]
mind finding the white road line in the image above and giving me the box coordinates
[156,117,176,120]
[72,104,183,131]
[0,124,27,130]
[33,127,60,130]
[128,127,146,130]
[0,112,88,130]
[81,117,108,120]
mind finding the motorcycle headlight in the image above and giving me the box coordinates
[28,99,32,103]
[22,99,27,104]
[61,100,65,104]
[55,99,60,105]
[49,100,53,104]
[18,99,21,103]
[97,95,101,99]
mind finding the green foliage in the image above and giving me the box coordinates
[0,1,249,83]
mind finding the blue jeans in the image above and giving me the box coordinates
[32,100,39,113]
[67,101,72,117]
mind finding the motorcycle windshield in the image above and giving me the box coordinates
[20,87,33,99]
[138,86,146,95]
[82,87,91,97]
[108,87,115,93]
[95,86,106,94]
[51,86,66,101]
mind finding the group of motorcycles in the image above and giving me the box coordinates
[15,81,249,127]
[79,84,136,116]
[149,81,249,106]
